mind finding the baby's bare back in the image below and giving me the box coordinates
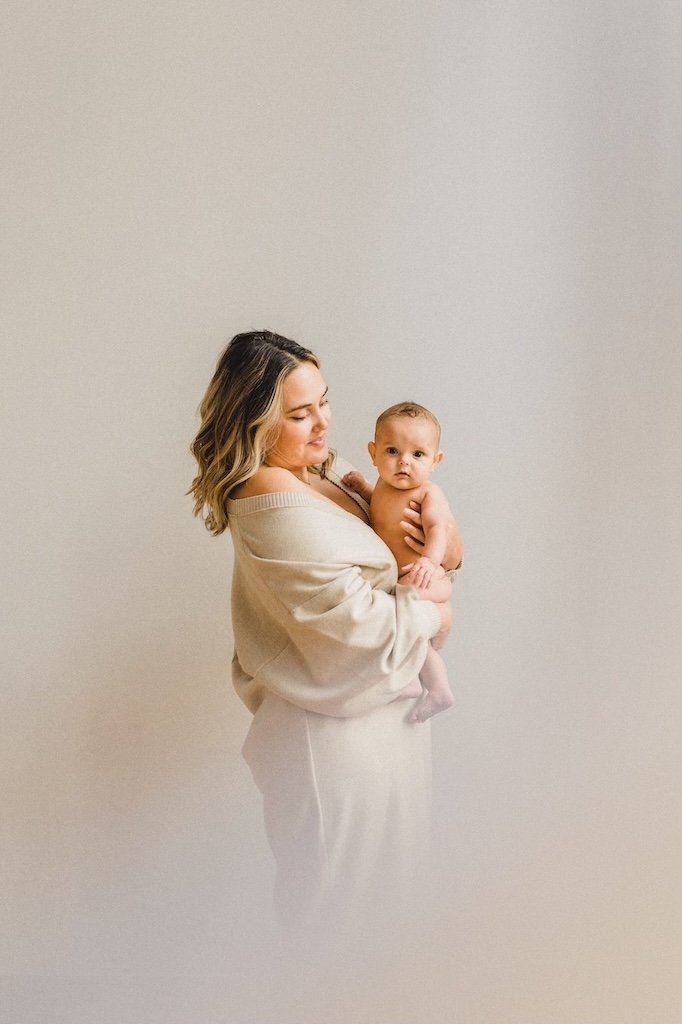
[370,480,431,570]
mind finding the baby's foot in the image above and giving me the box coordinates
[409,687,455,723]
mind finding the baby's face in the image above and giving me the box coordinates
[369,416,443,490]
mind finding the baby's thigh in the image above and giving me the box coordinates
[398,570,452,603]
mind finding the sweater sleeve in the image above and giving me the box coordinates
[248,554,442,718]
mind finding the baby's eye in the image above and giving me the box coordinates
[386,447,399,455]
[414,450,425,458]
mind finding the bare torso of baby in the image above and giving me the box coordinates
[369,479,431,571]
[368,476,455,724]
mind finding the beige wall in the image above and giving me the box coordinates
[2,2,680,1021]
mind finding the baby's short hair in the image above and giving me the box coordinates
[375,401,442,444]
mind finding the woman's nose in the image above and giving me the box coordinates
[313,407,328,430]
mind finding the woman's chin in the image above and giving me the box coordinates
[307,443,329,462]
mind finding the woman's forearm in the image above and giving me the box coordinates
[250,561,442,717]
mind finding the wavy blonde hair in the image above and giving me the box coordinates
[189,330,333,535]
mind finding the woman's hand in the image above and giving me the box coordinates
[400,500,463,571]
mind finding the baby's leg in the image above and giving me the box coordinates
[398,570,452,650]
[410,645,455,723]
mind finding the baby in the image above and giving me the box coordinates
[343,402,457,723]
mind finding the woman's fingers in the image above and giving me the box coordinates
[400,516,425,541]
[402,503,421,523]
[401,500,426,550]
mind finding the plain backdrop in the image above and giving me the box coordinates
[2,2,680,1022]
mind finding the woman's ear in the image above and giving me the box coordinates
[367,441,377,465]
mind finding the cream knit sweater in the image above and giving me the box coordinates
[227,458,441,719]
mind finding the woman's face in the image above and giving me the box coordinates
[265,361,331,474]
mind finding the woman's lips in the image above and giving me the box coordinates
[309,435,327,447]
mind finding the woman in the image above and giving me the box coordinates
[189,330,462,941]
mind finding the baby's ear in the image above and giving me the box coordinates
[434,450,444,467]
[367,441,377,464]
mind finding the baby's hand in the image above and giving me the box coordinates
[341,470,365,490]
[342,470,371,496]
[403,556,440,589]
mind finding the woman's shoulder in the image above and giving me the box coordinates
[231,466,309,500]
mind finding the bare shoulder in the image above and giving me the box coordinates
[232,466,309,498]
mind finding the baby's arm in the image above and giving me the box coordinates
[341,470,375,505]
[402,500,464,571]
[402,484,451,589]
